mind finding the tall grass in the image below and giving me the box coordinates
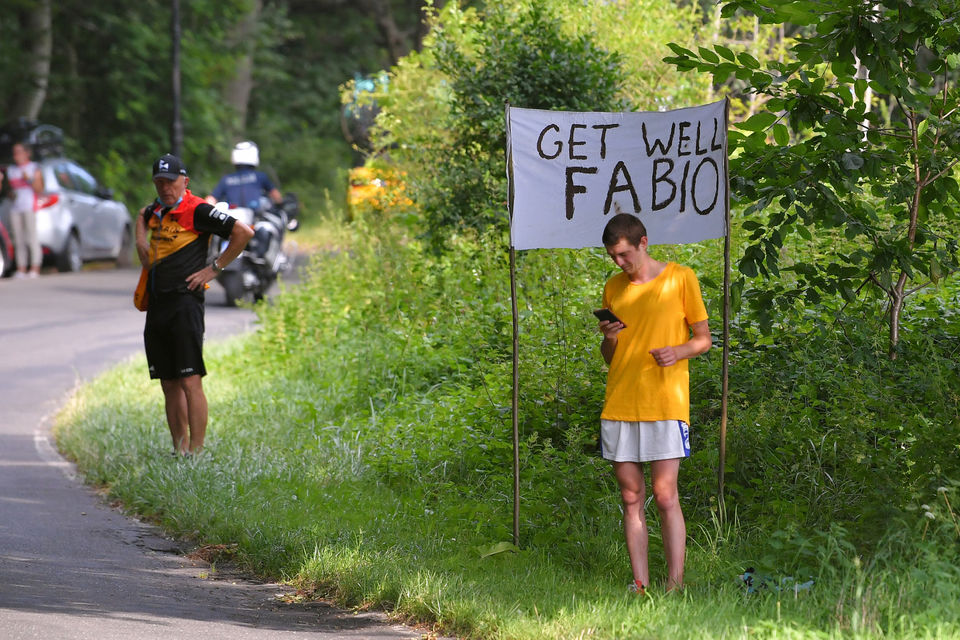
[55,213,960,638]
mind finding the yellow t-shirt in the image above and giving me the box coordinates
[601,262,708,425]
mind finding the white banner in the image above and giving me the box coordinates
[507,100,728,250]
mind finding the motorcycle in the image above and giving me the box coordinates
[212,193,299,306]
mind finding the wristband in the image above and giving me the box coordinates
[211,259,224,274]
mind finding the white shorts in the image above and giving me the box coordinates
[600,419,691,462]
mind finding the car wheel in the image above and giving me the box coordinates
[115,225,133,268]
[56,232,83,272]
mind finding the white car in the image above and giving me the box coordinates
[0,157,132,272]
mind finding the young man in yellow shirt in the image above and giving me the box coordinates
[597,213,712,593]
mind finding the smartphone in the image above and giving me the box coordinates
[593,308,625,326]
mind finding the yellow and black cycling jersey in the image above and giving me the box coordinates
[144,189,236,298]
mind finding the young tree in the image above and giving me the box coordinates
[666,0,960,358]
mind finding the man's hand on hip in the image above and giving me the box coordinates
[185,266,217,291]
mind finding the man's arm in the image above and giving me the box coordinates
[649,319,711,367]
[135,208,150,267]
[184,220,254,291]
[599,320,625,365]
[269,188,283,204]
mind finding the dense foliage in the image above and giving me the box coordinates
[0,0,431,212]
[56,215,960,637]
[665,0,960,356]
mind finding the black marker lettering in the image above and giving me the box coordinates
[603,161,640,215]
[711,117,723,151]
[642,122,676,157]
[537,124,562,160]
[651,158,677,211]
[565,166,598,219]
[695,121,708,155]
[679,160,691,212]
[677,121,692,157]
[692,157,720,215]
[592,123,619,160]
[568,124,588,160]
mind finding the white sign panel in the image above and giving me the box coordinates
[508,100,728,250]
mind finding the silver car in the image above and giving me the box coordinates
[0,157,132,272]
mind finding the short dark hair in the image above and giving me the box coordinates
[602,213,647,247]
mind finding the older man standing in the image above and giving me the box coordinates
[136,154,254,455]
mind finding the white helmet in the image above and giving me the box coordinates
[231,140,259,167]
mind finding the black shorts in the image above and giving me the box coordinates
[143,293,206,380]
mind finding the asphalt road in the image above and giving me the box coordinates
[0,267,421,640]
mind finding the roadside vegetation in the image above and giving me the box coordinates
[55,1,960,638]
[55,212,960,639]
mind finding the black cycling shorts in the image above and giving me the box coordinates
[143,293,206,380]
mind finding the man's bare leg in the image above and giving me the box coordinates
[614,461,649,589]
[651,458,685,591]
[180,374,207,452]
[160,378,189,454]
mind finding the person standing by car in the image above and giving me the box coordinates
[6,142,44,278]
[136,153,254,455]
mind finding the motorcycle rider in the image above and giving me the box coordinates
[207,141,282,208]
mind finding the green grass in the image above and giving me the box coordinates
[55,214,960,639]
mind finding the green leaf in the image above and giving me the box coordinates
[773,123,790,146]
[737,51,761,69]
[944,177,960,204]
[699,46,719,63]
[766,97,786,111]
[775,1,818,25]
[947,52,960,69]
[855,78,868,101]
[667,43,697,59]
[730,278,743,313]
[479,541,520,558]
[816,15,841,35]
[930,257,942,284]
[917,119,930,139]
[714,44,736,61]
[737,111,778,132]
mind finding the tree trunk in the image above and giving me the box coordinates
[747,16,760,117]
[64,39,81,139]
[888,274,906,360]
[223,0,261,139]
[171,0,183,157]
[888,115,925,359]
[11,0,53,120]
[356,0,410,66]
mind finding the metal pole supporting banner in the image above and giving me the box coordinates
[505,102,521,548]
[509,246,520,547]
[719,97,732,508]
